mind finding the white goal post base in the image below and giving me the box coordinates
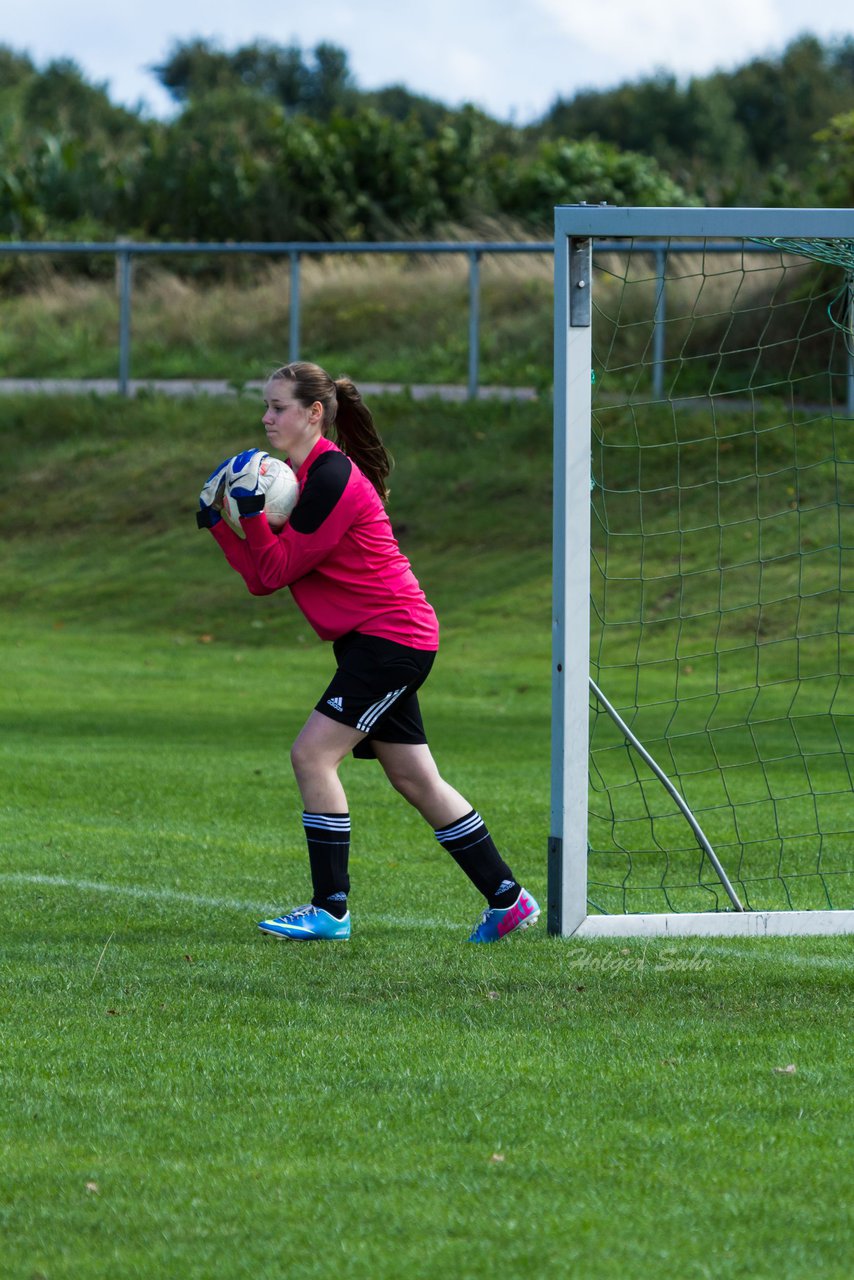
[571,910,854,939]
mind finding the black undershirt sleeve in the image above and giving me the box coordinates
[289,452,352,535]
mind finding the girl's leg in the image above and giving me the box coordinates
[290,710,365,811]
[370,740,468,828]
[288,711,367,918]
[372,741,519,908]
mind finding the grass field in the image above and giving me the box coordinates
[1,393,852,1278]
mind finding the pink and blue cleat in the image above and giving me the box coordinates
[467,888,540,943]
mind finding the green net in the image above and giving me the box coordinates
[751,237,854,355]
[588,238,853,915]
[750,237,854,272]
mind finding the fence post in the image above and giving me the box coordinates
[289,251,301,364]
[468,249,481,401]
[652,247,667,400]
[117,244,133,397]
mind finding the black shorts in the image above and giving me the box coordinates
[316,632,436,759]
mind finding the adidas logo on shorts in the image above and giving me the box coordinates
[327,696,344,712]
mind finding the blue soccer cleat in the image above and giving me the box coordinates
[468,888,540,943]
[258,904,351,941]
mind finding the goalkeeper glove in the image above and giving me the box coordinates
[197,458,229,529]
[227,448,270,518]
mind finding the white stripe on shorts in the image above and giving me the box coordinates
[356,686,407,734]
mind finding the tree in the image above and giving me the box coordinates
[152,38,357,119]
[727,36,833,170]
[0,45,35,93]
[152,39,242,102]
[21,58,141,140]
[134,90,282,240]
[533,35,854,205]
[811,110,854,206]
[264,108,445,240]
[301,43,356,119]
[0,54,149,241]
[489,137,693,227]
[362,84,454,137]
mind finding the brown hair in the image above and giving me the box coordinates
[268,361,391,502]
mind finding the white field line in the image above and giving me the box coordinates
[0,872,458,931]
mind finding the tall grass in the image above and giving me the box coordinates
[0,251,555,387]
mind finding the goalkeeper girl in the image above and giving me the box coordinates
[197,361,539,943]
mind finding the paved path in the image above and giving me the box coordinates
[0,378,538,401]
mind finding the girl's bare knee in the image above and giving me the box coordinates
[386,768,422,805]
[290,738,308,777]
[290,736,326,788]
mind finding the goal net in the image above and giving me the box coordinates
[550,207,854,937]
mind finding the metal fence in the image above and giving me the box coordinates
[1,238,852,406]
[0,239,551,399]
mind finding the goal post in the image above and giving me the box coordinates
[549,205,854,938]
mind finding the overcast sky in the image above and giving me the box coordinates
[4,1,853,123]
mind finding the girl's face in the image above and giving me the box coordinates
[261,380,322,456]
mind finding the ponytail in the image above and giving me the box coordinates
[332,377,391,503]
[268,361,391,502]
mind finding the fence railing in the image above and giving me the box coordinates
[1,238,852,407]
[0,239,551,399]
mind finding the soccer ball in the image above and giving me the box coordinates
[222,455,298,536]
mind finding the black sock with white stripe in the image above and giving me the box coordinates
[303,811,351,918]
[434,810,519,908]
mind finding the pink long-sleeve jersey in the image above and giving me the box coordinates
[211,437,439,649]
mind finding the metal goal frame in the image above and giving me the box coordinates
[548,205,854,938]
